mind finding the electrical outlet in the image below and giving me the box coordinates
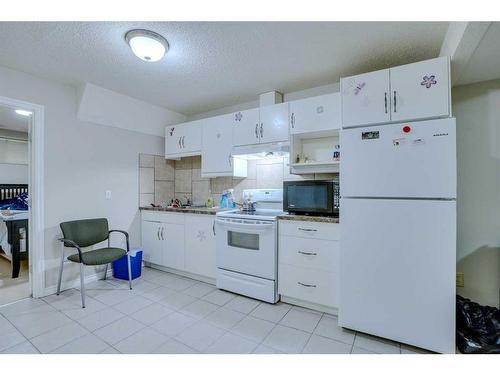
[456,272,465,288]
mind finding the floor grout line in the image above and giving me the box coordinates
[2,268,410,354]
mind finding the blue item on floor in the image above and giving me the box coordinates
[112,248,142,280]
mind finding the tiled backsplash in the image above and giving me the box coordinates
[139,154,337,207]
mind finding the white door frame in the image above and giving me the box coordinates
[0,95,45,298]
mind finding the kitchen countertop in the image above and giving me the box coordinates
[277,213,339,224]
[140,206,224,215]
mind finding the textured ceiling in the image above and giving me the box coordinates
[456,22,500,86]
[0,22,449,115]
[0,105,30,132]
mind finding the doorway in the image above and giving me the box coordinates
[0,96,44,305]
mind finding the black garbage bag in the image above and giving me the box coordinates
[456,295,500,353]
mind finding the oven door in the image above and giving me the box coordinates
[215,218,276,280]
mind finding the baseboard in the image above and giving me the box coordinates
[41,268,113,298]
[144,262,215,285]
[280,295,338,316]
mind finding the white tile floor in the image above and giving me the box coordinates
[0,267,432,354]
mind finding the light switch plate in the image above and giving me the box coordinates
[105,190,112,200]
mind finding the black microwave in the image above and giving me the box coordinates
[283,180,339,216]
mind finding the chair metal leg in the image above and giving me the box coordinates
[103,263,108,280]
[127,254,133,290]
[56,243,65,295]
[79,263,86,308]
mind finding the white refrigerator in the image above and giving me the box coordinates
[339,118,456,354]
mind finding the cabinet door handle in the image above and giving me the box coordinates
[228,153,232,167]
[181,136,185,148]
[255,123,259,139]
[157,226,161,240]
[160,226,164,240]
[298,227,317,232]
[384,92,388,114]
[298,251,317,256]
[213,222,216,236]
[291,113,295,128]
[298,282,317,288]
[393,91,397,113]
[260,123,263,138]
[178,137,181,148]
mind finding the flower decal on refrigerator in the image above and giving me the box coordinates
[235,112,243,122]
[169,127,175,136]
[421,75,437,88]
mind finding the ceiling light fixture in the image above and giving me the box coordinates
[125,29,169,62]
[15,109,32,116]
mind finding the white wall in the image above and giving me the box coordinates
[0,164,28,184]
[0,64,168,292]
[77,83,186,137]
[0,135,29,184]
[188,83,340,120]
[0,138,28,164]
[453,79,500,307]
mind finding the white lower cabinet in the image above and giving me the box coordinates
[141,211,216,280]
[141,220,165,265]
[163,223,185,270]
[184,215,216,279]
[278,220,339,312]
[279,264,337,307]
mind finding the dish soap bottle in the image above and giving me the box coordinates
[219,191,228,209]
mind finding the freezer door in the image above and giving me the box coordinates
[339,198,456,353]
[341,118,456,198]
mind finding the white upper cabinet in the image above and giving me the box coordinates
[259,102,289,143]
[201,114,247,178]
[232,108,260,147]
[232,103,289,147]
[341,57,451,128]
[165,120,202,158]
[289,93,341,134]
[390,56,450,122]
[341,69,391,128]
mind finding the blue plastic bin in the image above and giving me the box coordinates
[113,249,142,280]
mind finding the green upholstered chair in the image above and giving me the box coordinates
[57,218,132,308]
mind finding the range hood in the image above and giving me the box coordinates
[232,142,289,160]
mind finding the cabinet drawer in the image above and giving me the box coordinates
[279,220,339,241]
[141,211,185,225]
[279,264,338,308]
[279,236,339,273]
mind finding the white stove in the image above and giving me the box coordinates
[217,208,284,221]
[215,189,283,303]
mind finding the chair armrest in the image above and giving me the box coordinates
[108,230,130,252]
[58,238,83,263]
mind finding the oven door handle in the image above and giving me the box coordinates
[215,219,274,233]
